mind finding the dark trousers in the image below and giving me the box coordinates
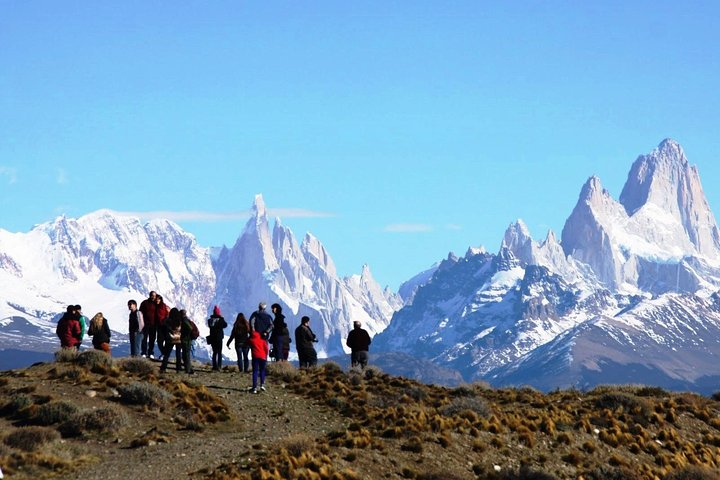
[211,340,223,370]
[160,343,182,371]
[143,325,158,356]
[235,345,250,372]
[351,350,369,368]
[298,347,317,368]
[252,358,267,388]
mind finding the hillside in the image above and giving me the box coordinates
[1,354,720,479]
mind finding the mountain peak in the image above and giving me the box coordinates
[252,194,267,218]
[579,176,605,203]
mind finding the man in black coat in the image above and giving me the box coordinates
[294,316,318,368]
[346,321,371,369]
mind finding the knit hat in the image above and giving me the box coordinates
[213,305,222,316]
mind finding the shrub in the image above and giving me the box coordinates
[59,406,129,437]
[595,392,646,413]
[277,433,315,457]
[32,401,79,426]
[711,392,720,402]
[440,396,492,419]
[54,349,78,363]
[117,357,155,376]
[363,365,383,380]
[4,426,60,452]
[0,393,33,417]
[663,467,720,480]
[117,381,171,406]
[320,361,343,374]
[75,350,113,370]
[584,466,640,480]
[404,386,428,401]
[452,384,476,397]
[266,361,300,381]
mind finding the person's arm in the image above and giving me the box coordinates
[104,320,111,338]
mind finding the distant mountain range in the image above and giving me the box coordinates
[0,195,398,367]
[376,139,720,394]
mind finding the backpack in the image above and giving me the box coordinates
[189,320,200,340]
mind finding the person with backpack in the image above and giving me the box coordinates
[127,300,145,357]
[207,305,228,371]
[227,313,251,372]
[179,309,195,374]
[346,320,372,368]
[160,308,183,373]
[247,330,269,393]
[139,291,157,358]
[56,305,81,350]
[295,316,318,368]
[74,305,88,349]
[88,312,112,355]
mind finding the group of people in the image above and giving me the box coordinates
[56,305,112,355]
[57,291,374,393]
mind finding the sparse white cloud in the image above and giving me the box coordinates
[0,167,18,184]
[445,224,462,231]
[112,208,335,223]
[384,223,433,233]
[56,168,68,185]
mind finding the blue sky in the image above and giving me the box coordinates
[1,1,719,289]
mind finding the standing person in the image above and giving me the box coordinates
[179,309,195,374]
[74,305,88,349]
[127,300,144,357]
[56,305,81,350]
[248,302,273,340]
[139,291,157,358]
[160,308,182,373]
[346,321,372,368]
[88,312,112,355]
[269,303,288,362]
[247,330,269,393]
[207,305,228,371]
[227,313,251,373]
[155,295,169,355]
[295,316,318,368]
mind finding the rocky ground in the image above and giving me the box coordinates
[1,351,720,479]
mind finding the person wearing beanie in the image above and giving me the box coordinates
[207,305,227,371]
[248,302,273,340]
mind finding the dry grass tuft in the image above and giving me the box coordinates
[75,350,113,372]
[277,433,316,457]
[59,406,129,437]
[54,348,79,363]
[31,400,79,425]
[440,396,492,418]
[116,357,155,376]
[663,466,720,480]
[267,361,300,381]
[117,381,172,407]
[4,426,60,452]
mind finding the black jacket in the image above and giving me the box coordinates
[88,318,111,347]
[295,324,317,351]
[346,328,371,352]
[208,314,227,341]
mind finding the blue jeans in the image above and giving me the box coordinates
[252,358,267,389]
[235,345,250,372]
[130,331,143,357]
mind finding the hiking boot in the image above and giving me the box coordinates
[250,388,259,394]
[259,385,266,391]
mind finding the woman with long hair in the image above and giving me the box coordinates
[88,312,111,355]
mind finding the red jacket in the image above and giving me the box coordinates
[156,303,169,327]
[56,314,81,348]
[248,331,269,361]
[139,298,156,327]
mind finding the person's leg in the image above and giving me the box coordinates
[175,344,182,371]
[217,341,223,369]
[160,345,170,372]
[141,330,148,357]
[251,358,259,390]
[182,343,193,373]
[130,332,137,357]
[242,346,250,372]
[148,326,157,357]
[259,359,267,389]
[358,351,368,369]
[235,346,242,371]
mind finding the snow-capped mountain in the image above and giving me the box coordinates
[374,139,720,393]
[213,195,400,357]
[0,211,216,361]
[0,198,399,366]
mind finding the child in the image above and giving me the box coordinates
[247,330,269,393]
